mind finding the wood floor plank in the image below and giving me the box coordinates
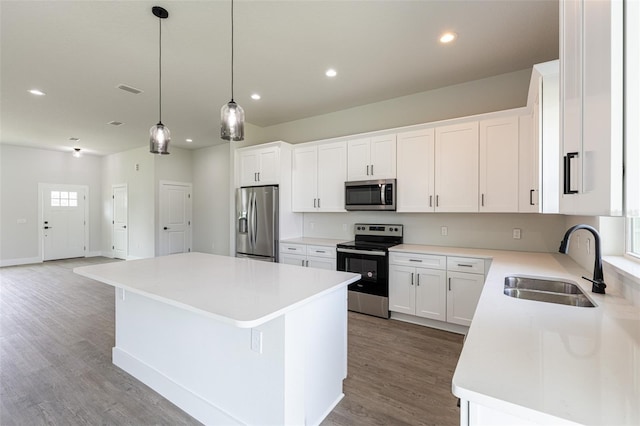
[1,257,463,425]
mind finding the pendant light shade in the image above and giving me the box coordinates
[220,100,244,141]
[150,6,170,155]
[221,0,244,141]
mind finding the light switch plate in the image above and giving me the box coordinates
[513,228,521,239]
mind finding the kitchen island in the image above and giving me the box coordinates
[74,252,360,426]
[390,246,640,426]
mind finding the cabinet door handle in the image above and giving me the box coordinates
[416,274,420,286]
[529,189,535,206]
[366,165,370,175]
[306,260,309,267]
[318,198,321,208]
[411,272,414,285]
[481,193,485,207]
[257,172,261,182]
[563,152,579,194]
[436,195,439,207]
[429,195,433,207]
[448,277,452,291]
[301,260,305,267]
[371,164,374,175]
[314,198,317,208]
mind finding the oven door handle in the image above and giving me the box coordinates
[337,248,387,257]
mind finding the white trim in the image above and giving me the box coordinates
[0,257,42,268]
[112,183,128,260]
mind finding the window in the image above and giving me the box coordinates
[51,191,78,207]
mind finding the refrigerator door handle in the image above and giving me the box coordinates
[252,191,258,248]
[248,191,254,249]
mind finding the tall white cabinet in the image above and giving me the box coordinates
[434,122,479,212]
[560,0,623,216]
[396,129,435,212]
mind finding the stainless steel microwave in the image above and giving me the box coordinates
[345,179,396,211]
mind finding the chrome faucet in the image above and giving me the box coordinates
[559,224,606,294]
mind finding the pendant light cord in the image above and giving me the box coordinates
[158,15,163,123]
[230,0,234,102]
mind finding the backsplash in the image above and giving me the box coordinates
[302,212,567,253]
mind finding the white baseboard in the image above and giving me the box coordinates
[0,257,41,268]
[112,347,242,425]
[390,312,469,335]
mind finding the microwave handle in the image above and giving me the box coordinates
[380,184,386,205]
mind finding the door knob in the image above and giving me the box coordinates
[163,227,169,230]
[123,225,127,229]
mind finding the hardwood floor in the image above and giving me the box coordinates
[1,257,463,425]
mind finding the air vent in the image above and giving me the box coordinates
[108,121,124,126]
[116,84,143,95]
[69,137,80,141]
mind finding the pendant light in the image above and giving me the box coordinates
[150,6,170,155]
[220,0,245,141]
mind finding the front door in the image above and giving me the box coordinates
[159,182,192,256]
[40,184,87,261]
[112,184,128,260]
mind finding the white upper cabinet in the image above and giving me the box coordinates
[292,141,347,212]
[520,60,560,213]
[479,116,519,212]
[238,145,280,186]
[347,135,396,181]
[560,0,623,216]
[396,129,435,212]
[435,121,479,212]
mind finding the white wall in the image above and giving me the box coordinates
[302,212,566,253]
[101,146,155,259]
[0,144,102,265]
[252,68,532,145]
[191,143,231,255]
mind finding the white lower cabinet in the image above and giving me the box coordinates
[389,251,485,329]
[280,243,336,270]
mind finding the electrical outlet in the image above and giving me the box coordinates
[512,228,521,239]
[441,226,448,236]
[251,329,263,354]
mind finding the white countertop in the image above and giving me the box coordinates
[74,252,360,328]
[280,237,348,246]
[391,245,640,425]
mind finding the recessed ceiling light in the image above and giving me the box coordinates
[251,93,261,100]
[439,32,457,44]
[186,139,193,143]
[29,89,45,96]
[325,69,337,78]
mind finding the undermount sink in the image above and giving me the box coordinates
[503,276,596,308]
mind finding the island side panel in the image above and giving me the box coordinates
[283,286,348,425]
[113,287,287,425]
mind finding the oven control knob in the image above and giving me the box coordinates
[367,271,373,278]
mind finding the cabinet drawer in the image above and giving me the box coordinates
[280,243,306,255]
[389,252,446,270]
[447,257,485,275]
[306,245,336,259]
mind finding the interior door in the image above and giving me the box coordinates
[41,184,87,261]
[159,182,192,256]
[112,184,128,260]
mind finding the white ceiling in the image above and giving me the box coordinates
[0,0,559,156]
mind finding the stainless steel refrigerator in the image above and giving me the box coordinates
[235,185,279,262]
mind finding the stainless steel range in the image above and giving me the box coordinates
[336,224,403,318]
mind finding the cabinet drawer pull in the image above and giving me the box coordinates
[316,250,326,254]
[457,263,474,268]
[288,247,297,250]
[409,259,422,262]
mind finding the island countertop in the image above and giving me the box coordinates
[74,252,360,328]
[390,245,640,425]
